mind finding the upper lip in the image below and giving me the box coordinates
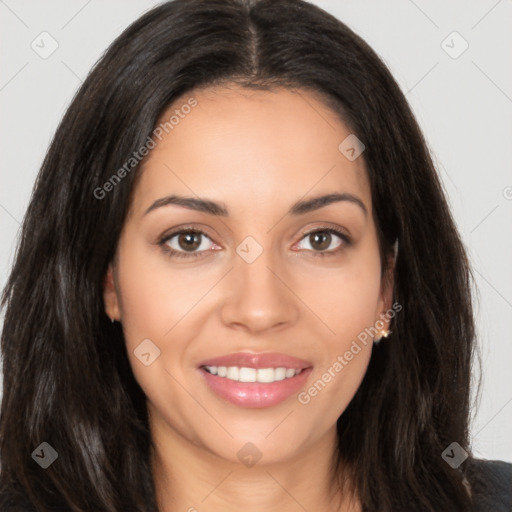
[198,352,313,370]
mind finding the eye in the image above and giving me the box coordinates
[157,225,351,260]
[294,227,350,257]
[158,228,217,259]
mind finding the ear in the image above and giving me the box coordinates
[376,241,397,329]
[102,263,121,322]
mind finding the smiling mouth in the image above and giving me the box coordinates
[197,351,313,407]
[199,364,312,408]
[202,365,304,383]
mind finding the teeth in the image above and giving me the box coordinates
[257,368,275,383]
[204,366,301,383]
[285,368,296,378]
[274,367,286,381]
[239,367,256,382]
[226,366,239,380]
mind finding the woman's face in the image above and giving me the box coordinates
[104,85,393,466]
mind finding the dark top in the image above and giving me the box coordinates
[466,458,512,511]
[1,458,511,511]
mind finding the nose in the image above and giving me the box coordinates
[219,247,300,335]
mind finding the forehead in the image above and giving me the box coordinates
[130,85,371,218]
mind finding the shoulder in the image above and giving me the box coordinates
[465,457,512,511]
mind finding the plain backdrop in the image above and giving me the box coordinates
[0,0,511,463]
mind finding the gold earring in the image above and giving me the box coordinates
[374,329,391,344]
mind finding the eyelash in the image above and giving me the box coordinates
[157,225,351,260]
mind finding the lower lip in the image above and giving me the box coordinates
[199,367,313,408]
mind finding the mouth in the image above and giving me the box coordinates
[197,352,313,408]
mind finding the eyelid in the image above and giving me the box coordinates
[296,222,351,242]
[158,224,216,243]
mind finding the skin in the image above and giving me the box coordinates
[103,85,394,512]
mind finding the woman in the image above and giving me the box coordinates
[1,0,510,510]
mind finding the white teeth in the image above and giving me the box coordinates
[257,368,275,383]
[226,366,239,380]
[285,368,296,378]
[239,367,257,382]
[274,367,287,381]
[204,365,301,383]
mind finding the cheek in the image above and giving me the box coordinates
[297,246,381,414]
[114,238,209,345]
[299,277,377,422]
[304,245,383,340]
[299,344,372,431]
[114,244,191,421]
[113,238,215,402]
[336,266,382,336]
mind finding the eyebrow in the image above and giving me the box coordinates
[144,192,367,218]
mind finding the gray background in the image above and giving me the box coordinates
[1,0,511,462]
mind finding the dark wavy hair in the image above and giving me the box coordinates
[0,0,477,510]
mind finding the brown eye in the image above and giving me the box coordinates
[159,229,216,259]
[295,227,349,256]
[308,231,332,251]
[176,231,202,252]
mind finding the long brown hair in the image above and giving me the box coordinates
[1,0,476,510]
